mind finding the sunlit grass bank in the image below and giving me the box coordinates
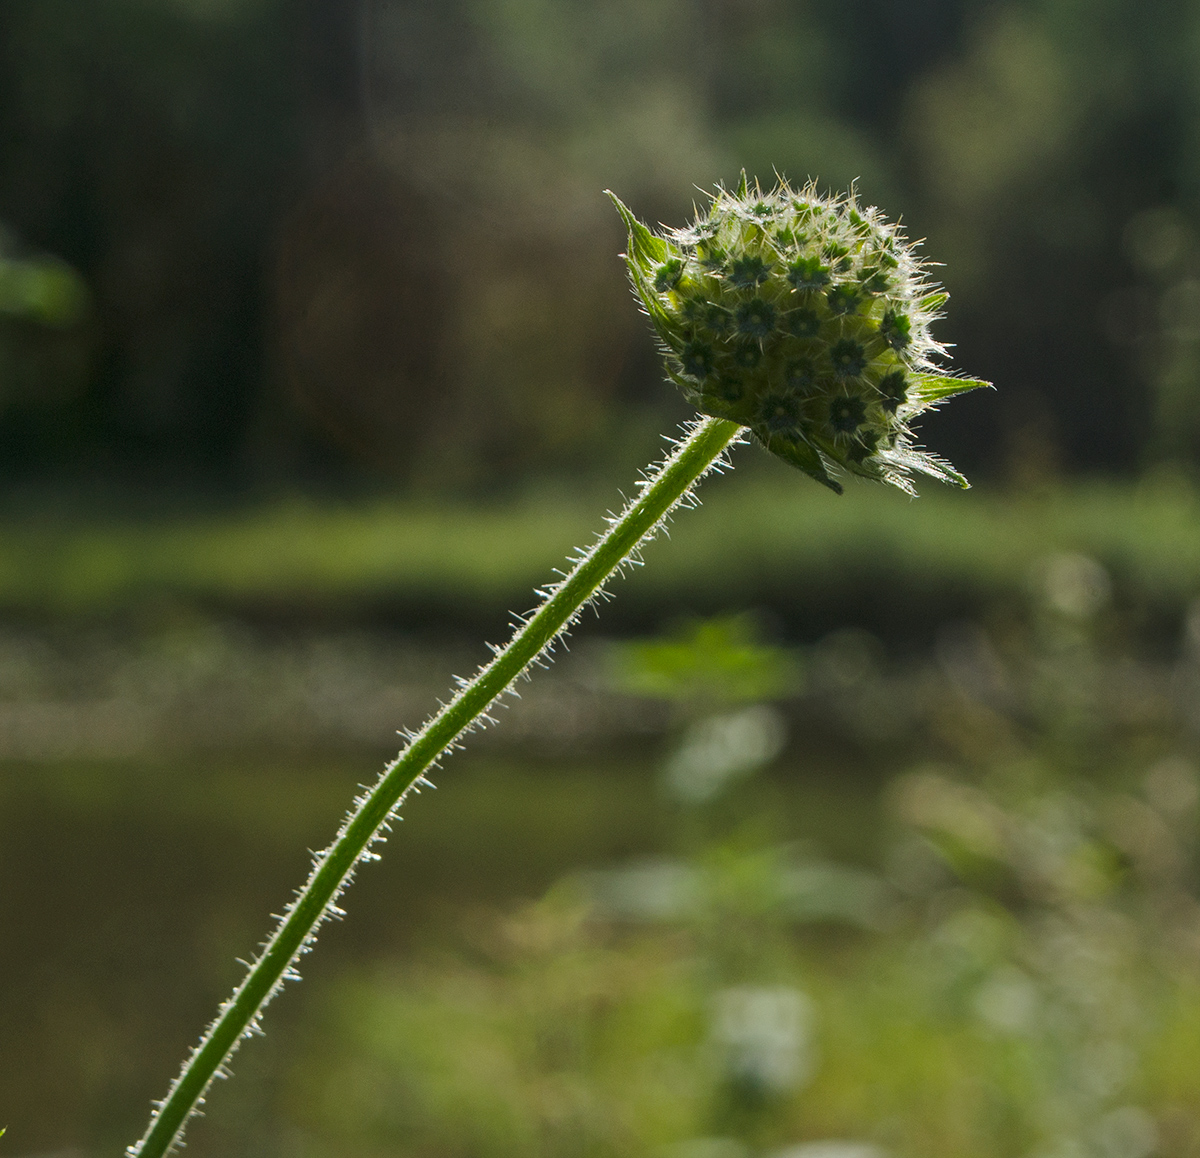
[3,472,1199,620]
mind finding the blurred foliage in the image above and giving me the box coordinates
[1,474,1200,636]
[0,224,93,421]
[4,0,1200,486]
[268,576,1200,1158]
[0,235,89,328]
[607,614,800,706]
[11,543,1200,1152]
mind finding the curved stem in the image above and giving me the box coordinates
[129,415,743,1158]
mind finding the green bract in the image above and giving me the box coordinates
[609,176,989,494]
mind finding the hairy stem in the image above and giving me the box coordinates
[130,415,743,1157]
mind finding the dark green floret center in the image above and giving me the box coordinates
[830,339,866,377]
[736,298,777,338]
[715,375,744,402]
[680,341,715,380]
[829,395,867,433]
[728,255,772,288]
[733,342,763,369]
[786,308,820,338]
[879,369,907,412]
[827,285,860,316]
[761,393,801,434]
[703,303,731,333]
[880,309,911,350]
[785,359,815,390]
[786,256,831,290]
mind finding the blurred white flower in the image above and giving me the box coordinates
[663,705,786,804]
[711,985,815,1095]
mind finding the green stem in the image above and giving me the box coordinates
[129,414,743,1158]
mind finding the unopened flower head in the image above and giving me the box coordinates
[609,176,989,494]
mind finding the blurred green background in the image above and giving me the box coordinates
[7,1,1200,1156]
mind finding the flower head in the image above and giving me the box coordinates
[608,176,989,494]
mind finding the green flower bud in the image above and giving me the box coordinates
[608,176,990,494]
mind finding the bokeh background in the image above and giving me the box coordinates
[7,1,1200,1156]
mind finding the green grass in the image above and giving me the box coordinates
[5,469,1200,618]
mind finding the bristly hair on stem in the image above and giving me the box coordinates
[129,177,989,1158]
[128,415,745,1158]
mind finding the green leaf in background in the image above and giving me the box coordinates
[0,251,90,327]
[607,613,802,704]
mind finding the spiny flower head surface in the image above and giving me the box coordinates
[609,176,989,494]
